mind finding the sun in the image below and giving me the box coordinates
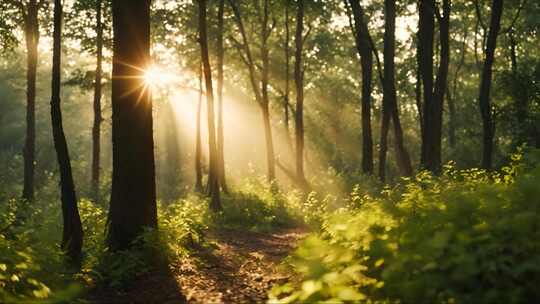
[144,65,178,87]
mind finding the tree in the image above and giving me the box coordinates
[195,62,204,193]
[345,0,374,175]
[294,0,307,185]
[198,0,222,211]
[379,0,413,182]
[50,0,83,258]
[108,0,157,249]
[418,0,450,173]
[228,0,276,182]
[283,0,292,147]
[478,0,503,170]
[216,0,228,193]
[3,0,45,201]
[92,0,104,199]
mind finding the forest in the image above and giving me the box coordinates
[0,0,539,303]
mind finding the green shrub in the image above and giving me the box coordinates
[271,151,540,304]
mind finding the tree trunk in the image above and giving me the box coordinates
[216,0,228,193]
[346,0,374,175]
[22,0,39,202]
[228,0,275,182]
[431,0,450,171]
[108,0,157,250]
[91,0,103,200]
[479,0,503,170]
[418,0,449,174]
[51,0,83,258]
[284,1,292,148]
[261,0,276,183]
[294,0,306,183]
[378,0,412,181]
[195,62,203,193]
[198,0,221,211]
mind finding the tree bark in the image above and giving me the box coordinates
[294,0,306,183]
[198,0,222,211]
[216,0,228,193]
[283,0,292,148]
[51,0,83,258]
[418,0,449,174]
[108,0,157,250]
[378,0,413,181]
[478,0,503,170]
[22,0,39,202]
[346,0,374,175]
[195,62,203,193]
[261,0,276,183]
[228,0,276,182]
[91,0,103,200]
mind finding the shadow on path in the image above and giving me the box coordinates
[171,227,306,303]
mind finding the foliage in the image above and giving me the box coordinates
[271,149,540,304]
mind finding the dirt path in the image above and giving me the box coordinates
[88,227,306,303]
[173,227,306,303]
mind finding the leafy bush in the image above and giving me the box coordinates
[271,151,540,303]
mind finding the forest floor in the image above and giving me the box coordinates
[87,227,306,303]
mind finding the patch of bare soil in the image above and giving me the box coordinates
[86,227,305,304]
[173,227,306,304]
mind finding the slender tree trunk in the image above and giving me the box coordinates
[431,0,451,171]
[198,0,221,211]
[415,39,424,151]
[91,0,103,200]
[261,0,276,183]
[216,0,228,193]
[347,0,374,175]
[284,1,292,147]
[228,0,275,182]
[195,63,203,193]
[479,0,503,170]
[51,0,83,258]
[108,0,157,250]
[379,0,412,181]
[294,0,306,183]
[419,0,449,174]
[447,87,456,148]
[22,0,39,202]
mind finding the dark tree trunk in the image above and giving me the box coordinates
[418,0,434,169]
[294,0,306,183]
[195,63,203,193]
[108,0,157,250]
[346,0,374,175]
[22,0,39,202]
[283,1,292,148]
[418,0,449,174]
[379,0,413,182]
[198,0,221,211]
[415,39,424,148]
[216,0,228,193]
[478,0,503,170]
[431,0,450,171]
[51,0,83,258]
[447,87,456,148]
[91,0,103,200]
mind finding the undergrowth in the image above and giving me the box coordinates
[269,148,540,304]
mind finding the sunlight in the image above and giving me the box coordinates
[144,64,178,87]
